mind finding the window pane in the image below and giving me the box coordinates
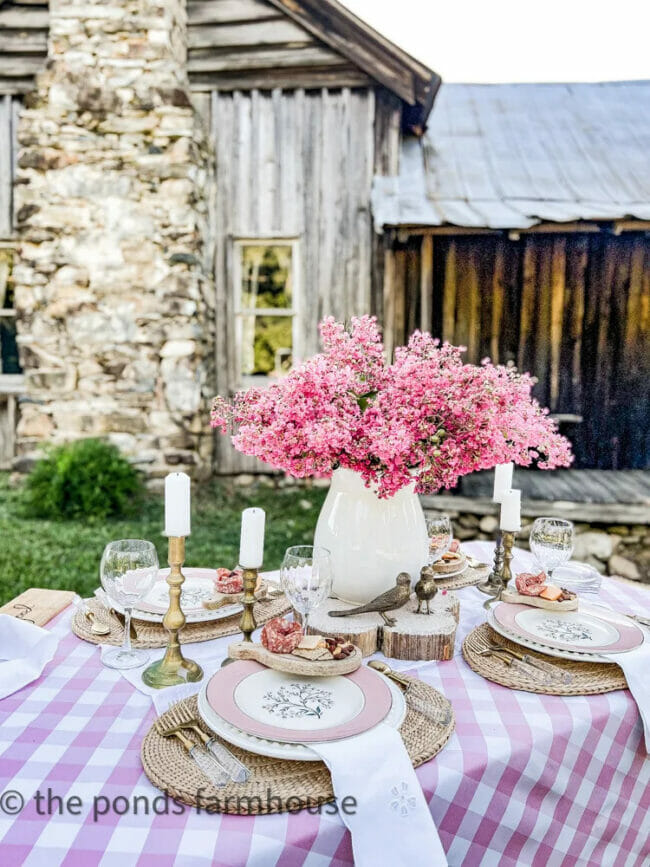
[241,315,293,377]
[240,245,292,310]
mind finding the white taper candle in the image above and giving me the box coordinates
[164,472,191,537]
[500,489,521,532]
[493,462,514,503]
[239,507,265,569]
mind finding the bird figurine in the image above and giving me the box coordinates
[328,572,411,626]
[414,565,438,614]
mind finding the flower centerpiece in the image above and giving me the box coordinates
[211,316,572,603]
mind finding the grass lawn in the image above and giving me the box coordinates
[0,474,327,606]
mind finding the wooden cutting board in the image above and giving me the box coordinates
[0,588,76,626]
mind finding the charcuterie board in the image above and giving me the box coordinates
[501,589,578,611]
[227,641,363,676]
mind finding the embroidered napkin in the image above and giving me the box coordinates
[310,722,448,867]
[0,613,60,699]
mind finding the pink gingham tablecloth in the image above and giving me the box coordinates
[1,543,649,867]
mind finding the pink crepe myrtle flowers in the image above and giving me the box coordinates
[211,316,572,498]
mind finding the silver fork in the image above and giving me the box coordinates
[165,703,250,783]
[154,718,229,787]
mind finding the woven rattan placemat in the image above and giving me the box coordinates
[462,623,628,695]
[434,563,490,591]
[72,596,291,648]
[141,679,455,815]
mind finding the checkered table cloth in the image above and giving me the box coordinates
[1,544,649,867]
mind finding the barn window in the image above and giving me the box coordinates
[233,240,299,383]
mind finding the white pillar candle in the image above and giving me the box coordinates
[164,472,191,537]
[239,507,265,569]
[493,462,514,503]
[500,489,521,532]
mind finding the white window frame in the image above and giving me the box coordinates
[232,237,301,387]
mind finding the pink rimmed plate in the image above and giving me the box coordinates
[491,601,645,655]
[110,568,243,624]
[201,661,393,744]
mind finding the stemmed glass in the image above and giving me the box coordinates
[100,539,159,669]
[425,514,453,566]
[280,545,333,634]
[530,518,574,581]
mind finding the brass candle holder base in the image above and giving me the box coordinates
[142,536,204,689]
[477,531,505,595]
[220,566,259,667]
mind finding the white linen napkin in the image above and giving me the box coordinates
[603,638,650,753]
[310,722,448,867]
[0,613,60,699]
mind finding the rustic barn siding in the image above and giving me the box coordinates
[385,231,650,470]
[209,86,377,472]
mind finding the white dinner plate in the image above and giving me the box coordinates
[110,568,243,624]
[197,675,406,761]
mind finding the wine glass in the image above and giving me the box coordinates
[425,514,453,565]
[280,545,333,634]
[100,539,159,669]
[529,518,574,581]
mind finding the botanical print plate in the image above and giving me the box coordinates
[111,568,243,624]
[490,602,645,658]
[197,677,406,761]
[202,660,393,743]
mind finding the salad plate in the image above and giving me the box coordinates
[111,568,243,624]
[197,670,406,761]
[487,602,645,662]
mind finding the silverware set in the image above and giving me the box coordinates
[93,588,139,640]
[368,659,453,727]
[477,639,574,685]
[156,703,251,787]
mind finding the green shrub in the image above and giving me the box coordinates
[20,438,143,521]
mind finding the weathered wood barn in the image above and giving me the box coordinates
[0,0,648,479]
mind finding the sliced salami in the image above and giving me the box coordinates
[215,568,244,595]
[261,617,304,654]
[515,571,547,596]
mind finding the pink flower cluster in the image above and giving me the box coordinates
[211,316,573,497]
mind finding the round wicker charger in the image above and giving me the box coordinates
[141,679,454,815]
[462,623,628,695]
[434,562,490,591]
[72,596,291,648]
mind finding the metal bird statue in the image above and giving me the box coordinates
[328,573,411,626]
[414,565,438,614]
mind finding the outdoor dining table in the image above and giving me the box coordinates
[0,542,648,866]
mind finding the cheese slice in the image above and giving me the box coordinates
[297,634,325,650]
[539,585,562,601]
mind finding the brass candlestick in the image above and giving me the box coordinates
[500,530,517,590]
[142,536,203,689]
[239,567,259,642]
[477,531,506,595]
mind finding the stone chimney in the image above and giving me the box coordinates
[13,0,214,480]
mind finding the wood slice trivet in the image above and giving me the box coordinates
[307,592,460,660]
[434,563,490,591]
[141,678,455,815]
[383,598,457,661]
[306,604,382,656]
[462,623,628,695]
[71,596,291,648]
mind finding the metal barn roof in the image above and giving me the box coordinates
[372,81,650,230]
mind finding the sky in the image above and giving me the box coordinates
[341,0,650,83]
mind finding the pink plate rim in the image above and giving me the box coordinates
[492,602,644,653]
[204,660,393,743]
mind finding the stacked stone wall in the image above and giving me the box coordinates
[14,0,215,480]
